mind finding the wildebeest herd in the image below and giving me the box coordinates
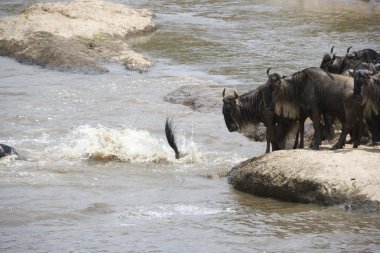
[223,46,380,153]
[2,46,380,160]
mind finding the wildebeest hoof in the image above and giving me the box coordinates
[309,142,319,150]
[331,144,342,150]
[311,145,319,150]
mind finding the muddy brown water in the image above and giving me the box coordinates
[1,0,379,252]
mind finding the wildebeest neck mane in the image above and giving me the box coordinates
[362,74,380,117]
[366,76,380,101]
[237,86,266,120]
[273,68,334,119]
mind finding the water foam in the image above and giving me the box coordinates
[59,125,201,164]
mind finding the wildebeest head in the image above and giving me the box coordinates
[320,46,336,71]
[353,68,376,103]
[222,88,241,132]
[340,46,356,72]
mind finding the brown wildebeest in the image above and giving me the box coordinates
[222,85,306,153]
[265,67,362,150]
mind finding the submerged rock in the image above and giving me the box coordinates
[228,148,380,212]
[164,85,222,113]
[0,0,157,73]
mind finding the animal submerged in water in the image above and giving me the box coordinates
[165,117,185,159]
[0,144,19,158]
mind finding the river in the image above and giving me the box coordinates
[0,0,379,252]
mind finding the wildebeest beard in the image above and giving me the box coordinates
[359,73,380,118]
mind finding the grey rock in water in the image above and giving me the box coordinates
[228,148,380,212]
[164,85,222,113]
[0,0,157,73]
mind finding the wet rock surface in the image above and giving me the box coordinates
[164,84,223,113]
[0,0,157,73]
[228,148,380,211]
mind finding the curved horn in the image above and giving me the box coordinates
[347,46,352,54]
[330,46,335,54]
[267,67,272,77]
[234,89,239,99]
[222,88,226,98]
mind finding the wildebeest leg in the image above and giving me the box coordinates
[265,127,271,153]
[299,117,305,148]
[332,126,349,150]
[310,110,322,150]
[351,105,364,148]
[292,130,299,149]
[368,115,380,145]
[332,103,354,150]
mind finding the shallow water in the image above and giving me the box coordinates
[1,0,380,252]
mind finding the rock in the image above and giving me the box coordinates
[164,85,223,113]
[0,0,157,73]
[228,148,380,211]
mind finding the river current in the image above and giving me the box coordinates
[1,0,380,252]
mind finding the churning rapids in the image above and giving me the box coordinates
[1,0,380,252]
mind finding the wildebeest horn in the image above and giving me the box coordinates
[222,88,226,97]
[330,46,335,54]
[267,67,272,77]
[234,89,239,99]
[347,46,352,54]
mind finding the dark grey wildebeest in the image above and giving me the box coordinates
[265,67,363,150]
[222,85,305,153]
[320,46,380,75]
[353,69,380,143]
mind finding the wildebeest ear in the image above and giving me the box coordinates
[234,89,239,99]
[222,88,226,97]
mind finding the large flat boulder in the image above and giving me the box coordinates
[228,147,380,211]
[0,0,157,73]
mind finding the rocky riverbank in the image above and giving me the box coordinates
[228,147,380,212]
[0,0,156,73]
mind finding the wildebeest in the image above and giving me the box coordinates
[353,69,380,143]
[222,85,303,153]
[347,48,380,63]
[0,143,19,158]
[265,67,362,150]
[320,46,380,75]
[320,46,345,74]
[348,62,380,77]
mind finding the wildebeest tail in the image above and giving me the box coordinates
[165,117,182,159]
[322,114,335,141]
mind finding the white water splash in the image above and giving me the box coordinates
[55,125,201,164]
